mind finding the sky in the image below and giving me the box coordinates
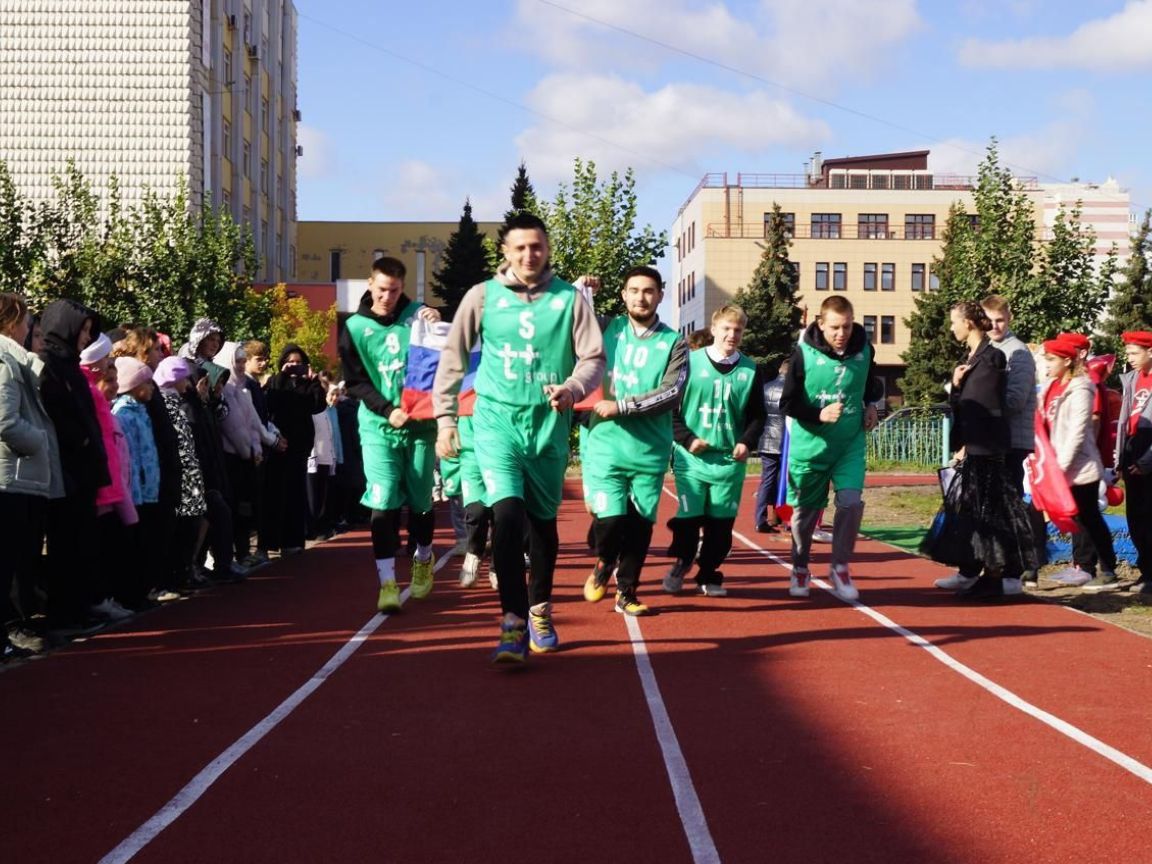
[294,0,1152,244]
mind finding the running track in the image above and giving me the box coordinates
[2,477,1150,863]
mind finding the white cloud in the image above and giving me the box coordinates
[958,0,1152,71]
[296,125,333,180]
[376,160,508,222]
[928,124,1084,182]
[513,0,921,91]
[515,73,828,182]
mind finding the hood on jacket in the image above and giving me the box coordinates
[800,320,868,359]
[276,342,311,370]
[40,298,101,362]
[355,289,412,325]
[203,360,231,390]
[217,340,244,375]
[179,317,223,361]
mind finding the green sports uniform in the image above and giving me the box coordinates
[786,338,872,509]
[582,317,679,522]
[441,415,485,507]
[472,277,576,520]
[671,350,758,519]
[346,304,437,512]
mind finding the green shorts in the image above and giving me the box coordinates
[583,462,665,523]
[472,396,570,520]
[786,435,866,509]
[670,446,747,519]
[359,423,437,513]
[455,417,487,508]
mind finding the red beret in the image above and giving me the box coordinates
[1043,339,1078,359]
[1122,331,1152,348]
[1057,332,1090,351]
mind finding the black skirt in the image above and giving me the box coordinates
[921,454,1039,574]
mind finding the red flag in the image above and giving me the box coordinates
[1025,410,1079,534]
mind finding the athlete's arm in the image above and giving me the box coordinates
[432,282,485,430]
[338,324,394,418]
[559,290,606,402]
[617,336,688,417]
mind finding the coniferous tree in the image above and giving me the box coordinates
[1100,209,1152,357]
[431,198,490,319]
[487,162,541,272]
[733,203,801,367]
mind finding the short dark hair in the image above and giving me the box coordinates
[623,265,663,290]
[501,211,549,238]
[372,256,406,280]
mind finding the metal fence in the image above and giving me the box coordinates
[867,416,945,470]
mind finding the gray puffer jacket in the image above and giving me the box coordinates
[756,373,786,455]
[0,333,63,498]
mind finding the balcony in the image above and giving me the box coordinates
[705,223,939,240]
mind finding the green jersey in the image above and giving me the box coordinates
[474,277,576,406]
[788,338,872,462]
[677,349,758,460]
[346,303,433,439]
[585,316,679,474]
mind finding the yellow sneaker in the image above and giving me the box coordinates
[377,581,401,613]
[410,554,435,599]
[614,591,650,616]
[583,560,612,603]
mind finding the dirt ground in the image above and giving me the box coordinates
[862,485,1152,640]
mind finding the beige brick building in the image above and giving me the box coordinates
[0,0,299,281]
[671,150,1131,400]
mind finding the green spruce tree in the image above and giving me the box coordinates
[1100,209,1152,356]
[732,203,801,367]
[487,161,541,272]
[432,198,490,319]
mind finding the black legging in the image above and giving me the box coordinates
[490,497,558,621]
[592,505,655,596]
[1069,482,1117,574]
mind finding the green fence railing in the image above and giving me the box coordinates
[867,416,945,471]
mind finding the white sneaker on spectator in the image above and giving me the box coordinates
[789,569,811,598]
[154,589,182,603]
[812,529,834,543]
[829,566,859,601]
[459,552,481,588]
[934,572,978,591]
[489,569,499,591]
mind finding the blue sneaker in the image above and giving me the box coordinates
[492,622,528,664]
[528,602,559,653]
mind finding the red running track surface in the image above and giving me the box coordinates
[1,477,1149,863]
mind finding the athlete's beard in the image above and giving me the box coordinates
[629,310,657,328]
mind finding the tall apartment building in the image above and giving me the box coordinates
[0,0,298,281]
[672,150,1131,399]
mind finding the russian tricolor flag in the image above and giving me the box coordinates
[401,318,482,420]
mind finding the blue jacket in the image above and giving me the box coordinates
[112,394,161,504]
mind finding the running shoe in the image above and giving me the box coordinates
[459,552,481,588]
[829,565,859,601]
[812,529,834,543]
[663,559,690,594]
[614,591,651,616]
[699,583,727,597]
[410,554,435,599]
[1082,572,1120,594]
[933,572,978,591]
[489,569,499,590]
[377,581,401,613]
[789,568,811,598]
[528,602,559,653]
[584,560,612,602]
[492,622,528,664]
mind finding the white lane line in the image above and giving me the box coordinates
[728,524,1152,787]
[100,555,455,864]
[623,614,721,864]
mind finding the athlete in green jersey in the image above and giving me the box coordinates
[433,213,605,664]
[338,256,442,614]
[780,295,881,601]
[663,305,765,597]
[581,266,688,615]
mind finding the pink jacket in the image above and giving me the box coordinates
[82,373,136,524]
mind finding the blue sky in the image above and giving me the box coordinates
[295,0,1152,241]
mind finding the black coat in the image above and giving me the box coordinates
[264,343,326,459]
[950,337,1009,456]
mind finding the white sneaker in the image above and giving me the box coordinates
[1002,577,1024,595]
[663,559,689,594]
[812,529,834,543]
[699,583,728,597]
[459,552,480,588]
[934,572,978,591]
[829,566,859,601]
[789,569,811,598]
[489,570,499,590]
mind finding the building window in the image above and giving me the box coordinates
[863,263,877,291]
[222,189,231,209]
[290,244,296,278]
[224,49,233,87]
[765,211,795,237]
[863,315,877,343]
[372,249,386,262]
[858,213,889,239]
[929,272,940,291]
[791,261,800,287]
[261,158,269,191]
[242,204,251,225]
[815,262,829,291]
[244,73,252,114]
[905,214,935,239]
[330,250,342,281]
[881,263,895,291]
[833,262,847,291]
[911,263,925,292]
[690,222,695,252]
[881,315,895,344]
[676,237,681,261]
[812,213,841,239]
[242,139,251,174]
[261,97,269,128]
[223,119,232,157]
